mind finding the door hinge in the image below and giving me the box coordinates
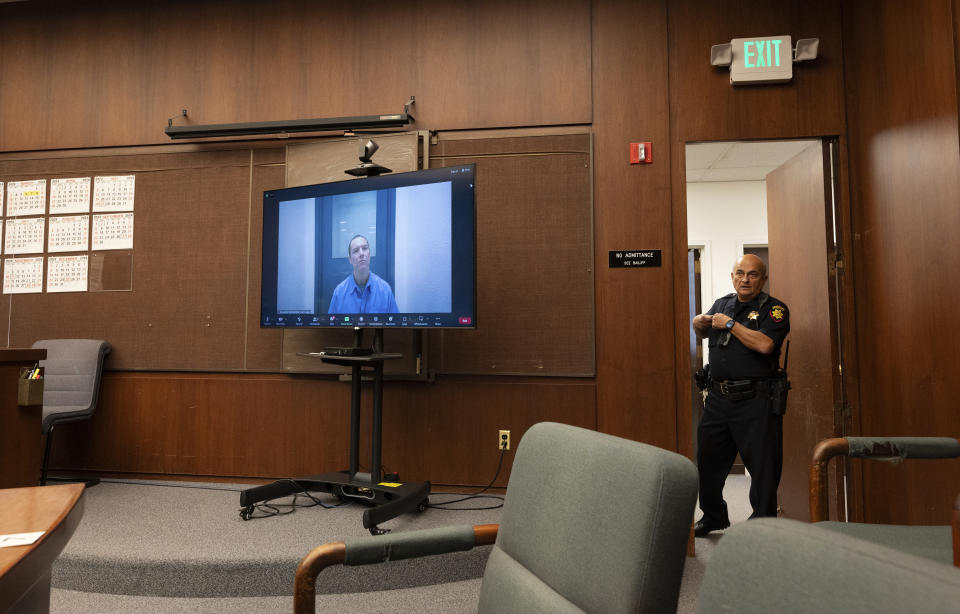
[828,255,844,274]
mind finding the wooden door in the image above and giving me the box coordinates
[765,140,844,521]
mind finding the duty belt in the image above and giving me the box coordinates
[711,378,762,400]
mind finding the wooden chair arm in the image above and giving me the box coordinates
[809,437,849,522]
[294,542,346,614]
[810,437,960,522]
[473,523,499,546]
[293,524,499,613]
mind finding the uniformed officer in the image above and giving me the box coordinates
[691,254,790,537]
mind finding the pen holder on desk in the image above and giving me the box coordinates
[18,367,44,406]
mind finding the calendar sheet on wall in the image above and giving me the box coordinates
[6,179,46,217]
[92,212,134,250]
[4,217,45,254]
[47,255,88,293]
[48,215,89,253]
[3,257,44,294]
[93,175,135,212]
[50,177,92,214]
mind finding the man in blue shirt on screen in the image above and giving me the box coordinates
[328,234,399,314]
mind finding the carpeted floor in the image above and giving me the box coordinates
[50,477,501,611]
[48,474,752,612]
[677,473,752,614]
[51,579,485,613]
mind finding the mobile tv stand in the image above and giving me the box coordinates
[239,329,430,535]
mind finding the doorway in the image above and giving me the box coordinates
[685,138,845,522]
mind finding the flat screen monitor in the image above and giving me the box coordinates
[260,164,476,329]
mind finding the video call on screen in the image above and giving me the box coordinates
[260,165,476,329]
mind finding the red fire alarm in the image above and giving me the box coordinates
[630,142,653,164]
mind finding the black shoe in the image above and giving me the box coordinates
[694,519,730,537]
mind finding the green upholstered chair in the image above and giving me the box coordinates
[294,421,699,613]
[810,436,960,565]
[696,518,960,613]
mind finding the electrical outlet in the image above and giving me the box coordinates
[498,429,510,450]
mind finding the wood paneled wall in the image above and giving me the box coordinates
[53,371,596,486]
[842,0,960,523]
[0,0,591,151]
[667,0,846,140]
[7,0,960,521]
[591,1,677,451]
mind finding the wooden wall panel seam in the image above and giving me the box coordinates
[243,149,254,371]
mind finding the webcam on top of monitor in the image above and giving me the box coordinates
[345,139,392,177]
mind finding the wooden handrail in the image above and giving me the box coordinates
[809,437,849,522]
[292,524,499,613]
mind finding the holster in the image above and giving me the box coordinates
[694,365,711,391]
[768,372,791,416]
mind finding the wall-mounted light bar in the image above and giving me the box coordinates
[164,112,412,139]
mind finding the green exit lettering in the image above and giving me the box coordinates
[743,39,784,68]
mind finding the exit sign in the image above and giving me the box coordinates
[730,36,792,85]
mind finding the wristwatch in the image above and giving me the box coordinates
[725,319,735,331]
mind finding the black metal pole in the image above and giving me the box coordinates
[371,361,383,483]
[349,361,361,478]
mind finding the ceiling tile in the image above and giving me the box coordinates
[701,166,780,182]
[685,142,735,170]
[685,139,819,182]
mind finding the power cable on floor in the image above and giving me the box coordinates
[240,479,352,519]
[427,447,506,511]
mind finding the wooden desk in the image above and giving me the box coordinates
[0,484,84,613]
[0,349,46,489]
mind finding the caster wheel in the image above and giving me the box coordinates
[417,498,429,513]
[239,505,254,521]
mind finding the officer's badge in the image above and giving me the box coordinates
[770,305,786,322]
[748,311,759,321]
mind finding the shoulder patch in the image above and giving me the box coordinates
[770,305,786,322]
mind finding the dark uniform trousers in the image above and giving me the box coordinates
[697,386,782,523]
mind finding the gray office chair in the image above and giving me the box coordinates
[697,518,960,613]
[294,421,699,613]
[32,339,111,486]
